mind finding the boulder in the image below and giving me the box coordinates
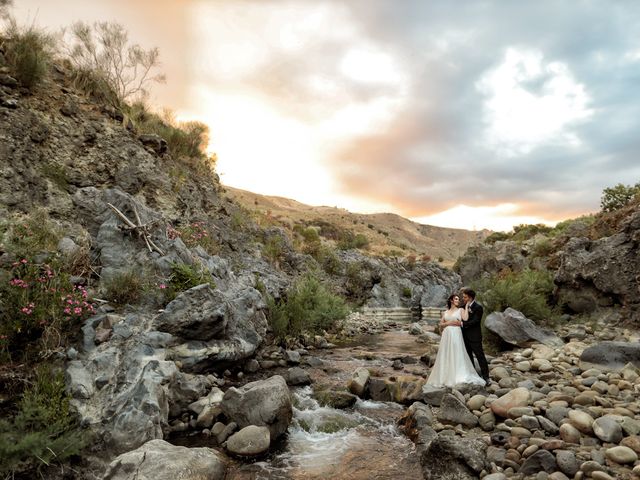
[285,367,311,386]
[154,284,227,341]
[437,394,478,428]
[225,425,270,457]
[314,390,357,409]
[387,376,426,404]
[579,341,640,371]
[102,439,226,480]
[221,375,292,440]
[484,308,562,347]
[348,367,370,397]
[421,384,448,406]
[490,387,530,418]
[420,434,488,480]
[519,450,557,475]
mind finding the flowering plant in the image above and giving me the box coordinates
[1,258,96,358]
[167,221,218,254]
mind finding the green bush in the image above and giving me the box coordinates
[548,214,596,237]
[262,235,285,266]
[484,231,510,244]
[511,224,552,243]
[600,182,640,212]
[103,270,145,305]
[169,262,214,293]
[532,237,554,257]
[266,273,349,339]
[1,258,94,361]
[125,102,210,161]
[0,366,88,477]
[473,269,557,324]
[337,231,369,250]
[316,246,342,275]
[401,286,412,298]
[2,210,62,258]
[2,18,56,89]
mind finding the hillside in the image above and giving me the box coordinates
[225,186,490,266]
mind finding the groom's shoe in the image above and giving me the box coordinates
[482,376,491,386]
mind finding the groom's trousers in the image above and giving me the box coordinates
[465,340,489,379]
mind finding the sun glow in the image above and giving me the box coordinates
[413,203,556,232]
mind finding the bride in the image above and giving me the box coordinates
[426,293,486,387]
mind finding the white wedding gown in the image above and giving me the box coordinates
[426,309,486,387]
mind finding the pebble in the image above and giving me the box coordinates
[604,445,638,464]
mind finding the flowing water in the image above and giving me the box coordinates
[175,320,430,479]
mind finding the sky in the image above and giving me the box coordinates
[13,0,640,231]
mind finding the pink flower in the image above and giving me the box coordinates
[20,259,28,264]
[64,307,71,314]
[74,307,82,315]
[158,283,167,290]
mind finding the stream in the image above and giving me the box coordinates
[177,320,429,479]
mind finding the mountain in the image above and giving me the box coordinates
[224,186,490,266]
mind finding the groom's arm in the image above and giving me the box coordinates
[464,304,483,328]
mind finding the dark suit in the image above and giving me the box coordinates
[461,300,489,380]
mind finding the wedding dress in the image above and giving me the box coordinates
[426,309,486,387]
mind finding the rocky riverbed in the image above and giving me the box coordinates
[94,312,640,480]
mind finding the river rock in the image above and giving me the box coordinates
[559,423,581,444]
[467,394,486,411]
[490,387,531,418]
[519,449,557,475]
[102,439,226,480]
[387,376,425,404]
[621,435,640,453]
[484,308,562,347]
[221,375,292,440]
[593,415,623,443]
[225,425,270,457]
[314,390,357,409]
[437,394,478,428]
[348,367,370,397]
[605,445,638,464]
[285,367,311,386]
[555,449,580,477]
[568,409,594,434]
[419,433,488,480]
[368,378,391,402]
[421,384,447,406]
[579,341,640,370]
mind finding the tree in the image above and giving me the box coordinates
[600,182,640,212]
[65,21,165,105]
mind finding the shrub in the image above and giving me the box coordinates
[438,256,444,263]
[125,102,210,161]
[532,237,554,258]
[548,214,596,238]
[168,221,218,254]
[600,182,640,212]
[169,261,214,293]
[1,258,95,360]
[316,246,342,275]
[473,269,557,324]
[402,286,412,298]
[65,21,165,105]
[484,231,510,244]
[511,224,552,243]
[103,270,145,305]
[2,210,62,258]
[266,273,349,339]
[0,365,87,477]
[263,235,285,266]
[2,18,56,89]
[337,231,369,250]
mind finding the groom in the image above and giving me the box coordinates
[461,288,490,384]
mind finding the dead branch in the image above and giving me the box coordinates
[107,202,165,255]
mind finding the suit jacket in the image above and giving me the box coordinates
[462,301,483,342]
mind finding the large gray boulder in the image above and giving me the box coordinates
[437,394,478,428]
[484,308,562,347]
[154,284,227,340]
[420,434,489,480]
[579,341,640,370]
[221,375,292,440]
[102,439,226,480]
[225,425,270,457]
